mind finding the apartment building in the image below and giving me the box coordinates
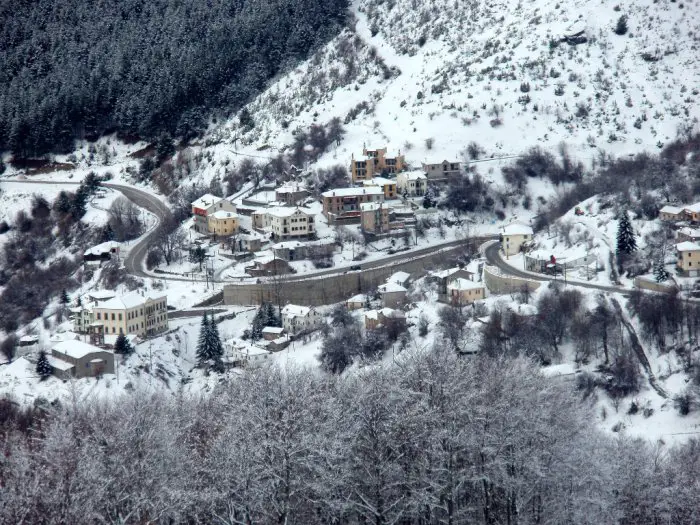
[251,206,315,241]
[207,210,239,237]
[191,194,237,234]
[92,291,169,337]
[360,202,390,234]
[397,171,428,196]
[322,187,384,223]
[350,147,406,182]
[421,160,461,181]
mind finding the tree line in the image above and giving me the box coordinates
[0,0,349,157]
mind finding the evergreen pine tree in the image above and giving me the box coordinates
[208,315,224,370]
[36,350,53,380]
[616,210,637,255]
[71,187,88,220]
[654,260,670,283]
[59,289,70,306]
[251,305,266,341]
[195,313,211,367]
[102,223,115,242]
[264,302,281,328]
[114,333,134,355]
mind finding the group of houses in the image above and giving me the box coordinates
[659,202,700,277]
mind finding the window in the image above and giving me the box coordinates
[111,313,115,321]
[118,313,122,321]
[96,313,101,320]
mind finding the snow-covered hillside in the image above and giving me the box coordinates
[221,0,700,166]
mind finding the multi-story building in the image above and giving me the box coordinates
[322,187,384,223]
[363,177,397,199]
[676,241,700,276]
[350,147,406,182]
[360,202,390,234]
[251,207,315,241]
[446,278,486,306]
[501,223,534,256]
[91,292,168,337]
[207,210,239,237]
[421,160,461,181]
[281,305,322,335]
[191,194,237,234]
[397,171,428,197]
[275,184,310,205]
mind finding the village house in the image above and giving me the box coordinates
[275,184,310,205]
[350,147,406,182]
[245,255,293,276]
[261,326,285,341]
[346,293,367,311]
[252,207,315,241]
[224,340,272,369]
[83,241,120,265]
[191,194,237,234]
[281,305,322,335]
[421,160,461,181]
[446,278,485,306]
[684,203,700,223]
[235,232,266,253]
[273,239,336,261]
[396,171,428,197]
[676,241,700,276]
[207,210,239,237]
[377,282,407,308]
[501,223,534,256]
[49,340,115,380]
[91,292,169,337]
[360,202,390,234]
[322,187,384,223]
[363,177,398,199]
[659,205,685,222]
[677,227,700,243]
[430,267,476,303]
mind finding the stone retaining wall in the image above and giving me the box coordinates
[483,265,542,295]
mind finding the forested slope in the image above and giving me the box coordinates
[0,0,348,157]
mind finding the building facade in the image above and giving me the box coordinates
[421,160,461,181]
[447,278,486,306]
[350,147,406,182]
[676,241,700,276]
[50,340,115,379]
[252,207,315,241]
[501,223,534,256]
[397,171,428,197]
[207,210,239,237]
[659,205,685,222]
[92,292,168,337]
[191,194,237,234]
[281,305,322,335]
[363,177,398,199]
[360,202,390,234]
[322,187,384,222]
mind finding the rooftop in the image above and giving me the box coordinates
[282,304,312,317]
[684,202,700,213]
[502,223,533,236]
[262,326,285,334]
[322,187,384,198]
[53,340,110,360]
[676,241,700,252]
[96,291,166,310]
[191,193,222,209]
[265,206,311,218]
[447,278,484,291]
[47,355,75,371]
[388,271,410,285]
[273,241,305,250]
[347,293,367,303]
[363,177,395,187]
[378,282,407,294]
[84,241,120,257]
[209,210,238,220]
[360,202,383,212]
[660,205,684,214]
[399,171,427,181]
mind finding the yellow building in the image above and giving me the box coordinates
[92,292,169,337]
[207,210,239,236]
[350,147,406,182]
[676,241,700,276]
[363,177,397,199]
[501,223,534,256]
[446,278,485,306]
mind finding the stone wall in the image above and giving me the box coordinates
[483,265,542,295]
[223,244,470,306]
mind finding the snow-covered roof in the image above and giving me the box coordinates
[399,171,427,181]
[678,227,700,239]
[191,194,222,209]
[88,290,117,301]
[447,278,484,291]
[276,184,306,194]
[47,355,75,371]
[676,241,700,252]
[19,335,39,343]
[265,206,311,218]
[430,267,470,279]
[360,202,383,212]
[84,241,120,257]
[273,241,305,250]
[684,202,700,213]
[378,282,407,294]
[363,177,395,187]
[282,304,312,317]
[52,340,109,360]
[262,326,285,334]
[209,210,238,220]
[380,307,405,318]
[322,187,384,198]
[96,291,166,310]
[660,205,684,214]
[502,223,533,236]
[347,293,367,303]
[364,310,380,321]
[388,271,410,285]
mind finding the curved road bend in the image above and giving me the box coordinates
[483,241,632,296]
